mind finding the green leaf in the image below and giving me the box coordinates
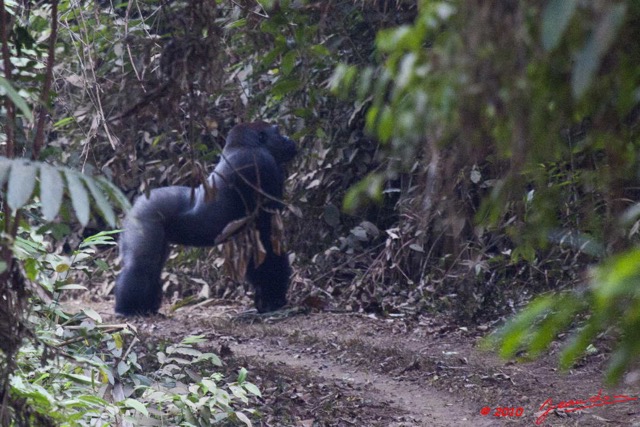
[377,106,393,143]
[528,295,585,356]
[572,3,627,99]
[122,398,149,417]
[61,373,93,385]
[329,64,348,94]
[376,25,416,53]
[195,352,223,366]
[83,308,102,323]
[281,50,298,76]
[24,258,37,281]
[541,0,577,51]
[8,160,37,211]
[492,295,555,358]
[117,361,129,376]
[343,174,384,214]
[243,382,261,397]
[0,76,33,120]
[57,284,88,290]
[53,117,75,128]
[94,259,109,270]
[237,367,248,383]
[82,174,116,227]
[79,230,119,248]
[55,263,70,273]
[39,164,64,221]
[171,347,202,357]
[271,78,302,98]
[95,176,131,211]
[77,395,110,406]
[310,44,330,57]
[64,170,90,226]
[591,249,640,303]
[225,18,247,29]
[181,335,206,345]
[235,410,252,426]
[605,345,631,385]
[559,316,601,369]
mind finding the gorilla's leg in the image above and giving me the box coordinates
[246,212,291,313]
[115,201,170,316]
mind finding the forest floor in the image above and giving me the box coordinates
[81,298,640,426]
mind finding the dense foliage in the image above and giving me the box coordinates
[2,0,640,423]
[333,0,640,383]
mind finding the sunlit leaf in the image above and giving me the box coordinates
[7,160,37,211]
[244,382,261,397]
[195,352,222,366]
[83,308,102,323]
[591,249,640,303]
[559,317,601,370]
[376,25,415,52]
[95,176,131,212]
[528,295,586,356]
[39,164,64,221]
[237,367,247,383]
[572,4,627,99]
[0,76,33,120]
[541,0,577,51]
[55,263,70,273]
[122,398,149,416]
[181,335,206,345]
[605,346,631,385]
[79,230,120,248]
[53,116,75,128]
[64,170,90,226]
[57,284,88,290]
[492,295,555,358]
[343,174,383,214]
[225,18,247,29]
[310,43,330,57]
[82,174,116,227]
[235,411,252,426]
[62,373,93,385]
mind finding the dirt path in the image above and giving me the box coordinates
[85,300,640,426]
[227,322,486,427]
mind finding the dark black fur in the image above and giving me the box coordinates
[115,122,297,315]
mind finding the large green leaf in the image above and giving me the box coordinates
[39,164,64,221]
[96,176,131,212]
[64,170,90,226]
[541,0,577,51]
[572,4,627,99]
[7,160,37,211]
[0,76,33,120]
[82,175,116,227]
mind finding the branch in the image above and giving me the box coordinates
[32,0,58,160]
[0,0,15,158]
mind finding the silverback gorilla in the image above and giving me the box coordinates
[115,122,297,315]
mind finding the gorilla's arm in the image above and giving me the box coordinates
[115,187,190,314]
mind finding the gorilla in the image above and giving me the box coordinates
[115,122,297,316]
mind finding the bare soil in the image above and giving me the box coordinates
[82,298,640,426]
